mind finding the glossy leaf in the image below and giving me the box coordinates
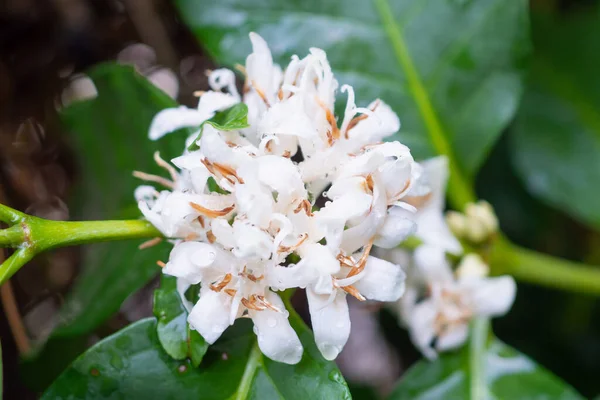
[153,275,207,366]
[388,338,583,399]
[43,311,350,399]
[188,103,250,150]
[511,8,600,229]
[54,63,188,337]
[174,0,529,175]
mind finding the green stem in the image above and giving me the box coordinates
[373,0,476,210]
[0,225,25,247]
[469,318,489,400]
[0,204,25,225]
[234,341,262,400]
[0,248,35,285]
[493,239,600,295]
[0,202,162,285]
[29,219,161,251]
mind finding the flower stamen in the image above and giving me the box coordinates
[210,273,232,292]
[189,202,235,218]
[132,171,174,189]
[138,237,162,250]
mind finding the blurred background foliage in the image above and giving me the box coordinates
[1,0,600,398]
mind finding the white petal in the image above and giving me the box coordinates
[232,220,273,260]
[374,205,416,248]
[207,69,240,100]
[134,185,158,203]
[416,207,462,255]
[346,99,400,144]
[396,285,418,325]
[210,219,236,249]
[188,288,232,344]
[254,155,306,204]
[267,243,339,291]
[341,175,388,253]
[413,245,454,284]
[148,107,205,140]
[233,183,274,228]
[246,32,281,104]
[200,125,254,168]
[163,242,207,283]
[469,276,516,317]
[306,288,350,360]
[371,142,414,200]
[257,96,317,141]
[176,278,193,312]
[355,256,406,302]
[409,299,438,360]
[436,323,469,352]
[413,157,462,254]
[250,292,303,364]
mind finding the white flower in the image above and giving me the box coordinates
[408,256,516,359]
[136,32,421,364]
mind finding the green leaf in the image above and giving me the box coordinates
[43,313,351,399]
[153,275,208,366]
[174,0,529,175]
[389,322,583,400]
[511,8,600,229]
[54,63,187,338]
[24,64,189,389]
[188,103,250,150]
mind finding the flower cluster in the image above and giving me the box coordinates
[380,158,516,359]
[136,33,424,364]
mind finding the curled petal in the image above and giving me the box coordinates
[149,106,206,141]
[346,99,400,144]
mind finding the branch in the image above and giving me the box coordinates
[0,248,35,285]
[0,203,26,225]
[492,239,600,296]
[0,202,163,286]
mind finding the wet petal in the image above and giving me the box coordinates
[374,205,416,249]
[251,292,303,364]
[306,288,350,360]
[188,288,232,344]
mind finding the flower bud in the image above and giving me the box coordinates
[455,253,489,279]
